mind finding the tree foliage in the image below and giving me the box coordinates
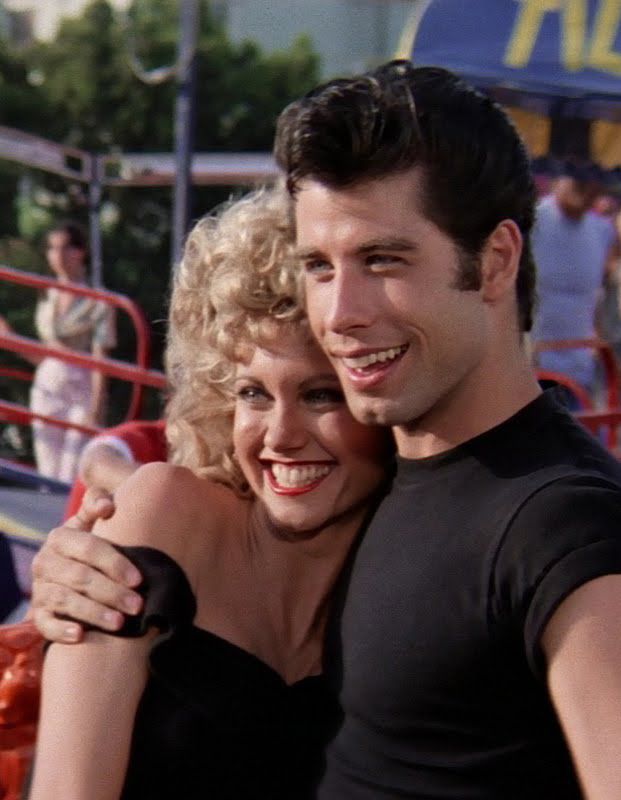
[0,0,320,427]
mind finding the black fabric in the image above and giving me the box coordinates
[113,545,196,638]
[0,532,22,620]
[110,546,340,799]
[319,389,621,799]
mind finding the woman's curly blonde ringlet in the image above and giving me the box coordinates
[166,186,307,493]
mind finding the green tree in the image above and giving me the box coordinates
[0,40,53,240]
[0,0,320,429]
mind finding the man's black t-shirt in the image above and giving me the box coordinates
[320,390,621,798]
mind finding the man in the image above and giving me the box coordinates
[531,163,618,395]
[29,63,621,797]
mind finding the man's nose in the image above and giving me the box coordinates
[319,268,372,335]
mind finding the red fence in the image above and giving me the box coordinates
[534,337,621,452]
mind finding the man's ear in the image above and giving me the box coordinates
[480,219,522,304]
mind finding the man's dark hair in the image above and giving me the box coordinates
[274,60,537,332]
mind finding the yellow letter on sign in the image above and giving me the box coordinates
[588,0,621,74]
[505,0,587,71]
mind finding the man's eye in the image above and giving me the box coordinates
[366,253,403,268]
[305,387,345,405]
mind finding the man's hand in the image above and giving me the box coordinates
[30,488,143,643]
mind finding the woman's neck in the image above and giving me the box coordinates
[192,498,372,684]
[249,497,369,564]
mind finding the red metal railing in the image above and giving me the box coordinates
[0,367,32,383]
[534,337,620,408]
[535,369,595,410]
[0,398,100,436]
[535,338,621,450]
[0,333,166,389]
[575,407,621,457]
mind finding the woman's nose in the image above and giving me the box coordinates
[263,404,308,452]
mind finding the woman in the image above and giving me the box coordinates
[1,222,116,482]
[28,189,392,800]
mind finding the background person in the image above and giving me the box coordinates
[0,221,116,483]
[531,162,619,397]
[594,191,621,367]
[27,189,391,800]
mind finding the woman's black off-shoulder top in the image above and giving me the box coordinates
[114,546,340,800]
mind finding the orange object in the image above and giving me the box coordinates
[0,622,44,800]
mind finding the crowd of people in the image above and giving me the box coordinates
[2,59,621,799]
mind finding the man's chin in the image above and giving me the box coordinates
[346,396,395,428]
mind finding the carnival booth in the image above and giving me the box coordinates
[399,0,621,166]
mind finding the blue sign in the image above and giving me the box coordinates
[405,0,621,113]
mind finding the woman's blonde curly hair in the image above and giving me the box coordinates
[165,186,307,494]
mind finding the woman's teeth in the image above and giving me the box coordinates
[271,463,331,488]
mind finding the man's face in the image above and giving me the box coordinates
[554,176,601,220]
[294,167,489,434]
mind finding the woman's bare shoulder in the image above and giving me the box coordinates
[92,462,237,569]
[122,461,239,516]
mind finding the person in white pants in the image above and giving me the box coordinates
[2,221,116,483]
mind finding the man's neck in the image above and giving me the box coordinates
[554,194,585,222]
[393,349,541,460]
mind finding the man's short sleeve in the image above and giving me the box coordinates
[492,476,621,679]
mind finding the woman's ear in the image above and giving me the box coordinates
[480,219,522,305]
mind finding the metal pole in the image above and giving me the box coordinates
[89,154,104,287]
[171,0,200,272]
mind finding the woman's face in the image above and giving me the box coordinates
[233,328,390,534]
[46,231,85,279]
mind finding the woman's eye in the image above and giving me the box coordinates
[236,386,267,402]
[303,258,332,275]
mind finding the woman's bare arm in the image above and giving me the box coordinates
[29,629,154,800]
[28,464,199,800]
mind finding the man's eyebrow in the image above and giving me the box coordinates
[295,238,417,260]
[356,237,417,254]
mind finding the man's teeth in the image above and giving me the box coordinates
[271,463,331,488]
[343,346,405,370]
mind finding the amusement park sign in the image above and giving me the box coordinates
[505,0,621,75]
[404,0,621,108]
